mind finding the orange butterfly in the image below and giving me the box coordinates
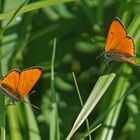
[103,17,136,65]
[0,66,42,109]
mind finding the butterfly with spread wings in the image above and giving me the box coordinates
[0,66,42,109]
[103,17,136,65]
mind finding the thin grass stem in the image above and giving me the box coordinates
[72,72,92,140]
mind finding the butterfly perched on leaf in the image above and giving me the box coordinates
[103,17,136,65]
[0,66,42,109]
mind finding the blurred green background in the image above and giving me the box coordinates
[0,0,140,140]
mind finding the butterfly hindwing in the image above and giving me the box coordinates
[113,36,135,57]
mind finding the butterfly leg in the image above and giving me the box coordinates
[104,55,112,68]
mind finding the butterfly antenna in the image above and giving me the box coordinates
[96,54,102,59]
[28,90,36,96]
[22,99,40,110]
[96,51,104,60]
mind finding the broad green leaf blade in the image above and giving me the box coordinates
[66,73,116,140]
[7,107,23,140]
[0,0,75,20]
[100,76,129,140]
[24,97,41,140]
[126,94,140,139]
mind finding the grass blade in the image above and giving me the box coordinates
[66,73,116,140]
[0,0,75,20]
[0,94,6,140]
[100,77,129,140]
[7,107,23,140]
[50,38,60,140]
[24,97,41,140]
[72,72,92,140]
[81,124,102,139]
[0,1,5,139]
[2,0,27,32]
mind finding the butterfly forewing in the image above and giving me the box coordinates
[0,70,20,92]
[105,18,127,52]
[17,67,42,97]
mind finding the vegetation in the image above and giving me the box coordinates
[0,0,140,140]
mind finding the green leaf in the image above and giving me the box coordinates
[24,97,41,140]
[66,73,116,140]
[99,76,129,140]
[0,0,75,20]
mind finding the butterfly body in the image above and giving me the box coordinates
[0,66,42,103]
[104,17,136,65]
[0,82,22,102]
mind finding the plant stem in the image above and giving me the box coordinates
[0,1,6,140]
[72,72,92,140]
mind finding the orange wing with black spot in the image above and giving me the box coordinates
[105,18,136,64]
